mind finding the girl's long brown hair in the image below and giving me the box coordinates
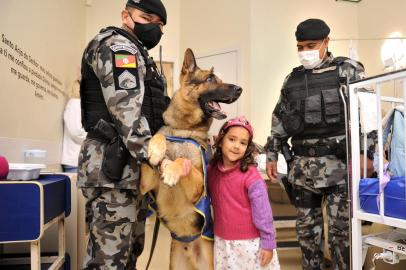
[210,122,257,172]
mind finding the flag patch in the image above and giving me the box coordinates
[115,54,137,68]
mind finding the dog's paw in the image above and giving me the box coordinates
[161,158,189,187]
[148,134,167,166]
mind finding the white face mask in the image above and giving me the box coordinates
[297,43,327,69]
[298,50,322,69]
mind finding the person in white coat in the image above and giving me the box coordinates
[61,80,87,172]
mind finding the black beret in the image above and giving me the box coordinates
[295,19,330,41]
[127,0,167,25]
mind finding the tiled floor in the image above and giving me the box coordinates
[137,216,303,270]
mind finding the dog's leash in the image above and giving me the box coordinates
[145,216,160,270]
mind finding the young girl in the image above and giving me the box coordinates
[208,116,280,270]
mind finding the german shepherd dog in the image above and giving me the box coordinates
[140,48,242,270]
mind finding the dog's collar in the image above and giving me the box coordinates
[164,128,209,150]
[155,210,203,243]
[165,136,208,154]
[170,232,200,243]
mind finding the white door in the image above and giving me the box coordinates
[196,50,240,138]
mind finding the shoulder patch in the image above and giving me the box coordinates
[112,52,140,90]
[118,70,138,90]
[110,41,141,91]
[110,44,137,54]
[115,54,137,68]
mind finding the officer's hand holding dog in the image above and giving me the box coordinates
[266,161,278,182]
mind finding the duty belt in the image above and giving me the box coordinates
[292,145,336,157]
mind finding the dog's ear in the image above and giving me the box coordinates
[182,48,197,74]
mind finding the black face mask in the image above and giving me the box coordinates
[128,12,163,50]
[132,22,162,49]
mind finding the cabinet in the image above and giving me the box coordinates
[0,174,71,269]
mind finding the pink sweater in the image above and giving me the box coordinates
[208,162,276,250]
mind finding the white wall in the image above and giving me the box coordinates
[250,0,359,145]
[358,0,406,76]
[85,0,122,42]
[0,0,86,163]
[179,0,251,122]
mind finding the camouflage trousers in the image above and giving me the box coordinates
[295,185,350,270]
[81,187,148,270]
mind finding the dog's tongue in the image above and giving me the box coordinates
[209,101,221,111]
[208,101,226,119]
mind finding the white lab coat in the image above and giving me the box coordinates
[61,98,87,166]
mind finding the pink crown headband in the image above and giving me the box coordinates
[222,116,253,138]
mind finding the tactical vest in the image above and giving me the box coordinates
[80,27,168,135]
[280,58,348,140]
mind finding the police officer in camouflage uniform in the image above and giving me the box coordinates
[265,19,373,270]
[78,0,169,269]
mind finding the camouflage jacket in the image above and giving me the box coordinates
[78,27,152,190]
[265,53,375,188]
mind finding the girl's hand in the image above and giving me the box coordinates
[259,248,273,266]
